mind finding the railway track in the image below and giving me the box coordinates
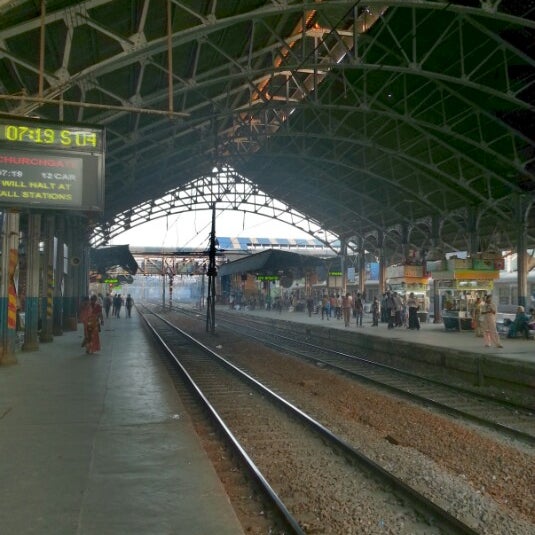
[207,310,535,445]
[140,305,486,534]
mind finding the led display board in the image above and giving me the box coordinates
[0,116,105,212]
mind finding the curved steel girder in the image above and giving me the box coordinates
[102,123,501,243]
[1,1,532,255]
[91,168,339,246]
[17,3,523,210]
[102,97,528,227]
[95,26,533,148]
[3,2,532,124]
[97,69,532,206]
[102,89,519,219]
[243,150,528,256]
[276,109,521,195]
[233,133,511,219]
[307,100,528,180]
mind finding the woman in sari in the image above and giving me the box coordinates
[85,295,103,354]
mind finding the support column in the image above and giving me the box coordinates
[357,237,365,296]
[40,215,55,342]
[467,207,479,257]
[22,214,41,351]
[0,212,20,364]
[431,215,443,323]
[62,216,77,331]
[433,279,441,324]
[340,238,347,295]
[401,222,409,263]
[53,217,64,336]
[377,231,386,295]
[515,195,530,308]
[78,224,91,301]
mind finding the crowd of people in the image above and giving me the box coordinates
[312,290,421,331]
[235,288,533,349]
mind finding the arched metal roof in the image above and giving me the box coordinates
[0,1,533,259]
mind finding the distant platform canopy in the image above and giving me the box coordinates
[218,249,326,278]
[91,245,139,276]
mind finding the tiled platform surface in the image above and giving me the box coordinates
[0,312,244,535]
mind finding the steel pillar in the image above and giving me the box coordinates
[22,214,41,351]
[206,204,217,333]
[377,231,386,295]
[39,215,55,342]
[515,195,530,308]
[357,237,365,296]
[52,217,64,336]
[0,212,20,364]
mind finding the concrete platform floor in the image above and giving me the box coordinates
[0,312,244,535]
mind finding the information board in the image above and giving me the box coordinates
[0,116,105,212]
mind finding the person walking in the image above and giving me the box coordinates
[114,294,123,318]
[480,295,503,348]
[125,294,134,318]
[103,293,112,319]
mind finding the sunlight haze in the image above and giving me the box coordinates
[110,209,316,249]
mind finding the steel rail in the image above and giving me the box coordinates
[138,305,305,535]
[211,311,535,446]
[143,305,479,535]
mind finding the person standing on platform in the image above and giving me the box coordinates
[381,293,389,323]
[85,295,103,354]
[342,293,352,327]
[335,294,342,320]
[125,294,134,318]
[407,292,420,330]
[471,297,483,337]
[329,294,336,319]
[321,294,330,320]
[480,295,503,348]
[371,296,380,326]
[354,293,364,327]
[385,291,396,329]
[393,292,403,327]
[306,296,314,317]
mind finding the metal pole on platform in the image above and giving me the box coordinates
[206,204,217,333]
[200,264,206,310]
[22,214,41,351]
[0,212,20,364]
[161,255,166,308]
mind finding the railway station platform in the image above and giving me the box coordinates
[221,304,535,394]
[227,305,535,361]
[0,312,244,535]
